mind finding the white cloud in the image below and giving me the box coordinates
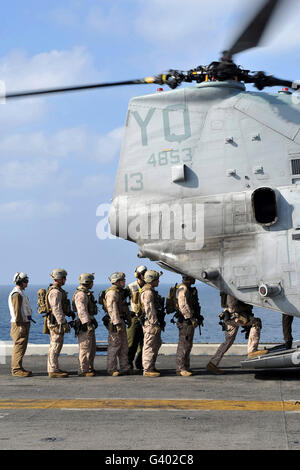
[68,173,115,199]
[0,159,59,189]
[0,200,69,219]
[0,46,97,128]
[0,126,124,162]
[133,0,300,68]
[0,46,95,92]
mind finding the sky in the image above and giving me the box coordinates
[0,0,299,285]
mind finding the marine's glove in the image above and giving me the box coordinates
[87,322,94,333]
[60,322,71,334]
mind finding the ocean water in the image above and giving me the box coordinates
[0,284,298,345]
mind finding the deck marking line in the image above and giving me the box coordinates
[0,399,300,411]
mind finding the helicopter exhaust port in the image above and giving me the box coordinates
[201,270,219,280]
[251,187,278,226]
[258,283,282,298]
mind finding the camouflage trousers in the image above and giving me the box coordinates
[78,328,96,374]
[10,322,30,373]
[47,319,64,373]
[282,314,293,344]
[107,321,129,373]
[127,315,144,370]
[176,321,195,371]
[142,322,162,372]
[210,318,261,367]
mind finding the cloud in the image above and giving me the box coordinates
[0,126,124,162]
[0,46,95,92]
[0,46,97,128]
[68,173,115,199]
[0,200,69,219]
[0,159,59,189]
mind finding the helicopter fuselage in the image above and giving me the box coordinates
[110,80,300,317]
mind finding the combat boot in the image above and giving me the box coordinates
[12,369,32,377]
[248,349,268,358]
[176,370,193,377]
[143,370,160,377]
[108,370,120,377]
[78,371,96,377]
[48,371,68,378]
[206,362,224,375]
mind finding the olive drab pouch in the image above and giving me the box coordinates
[166,284,178,314]
[43,317,50,335]
[98,290,108,313]
[37,288,49,315]
[131,289,143,316]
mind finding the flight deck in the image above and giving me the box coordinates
[0,348,299,451]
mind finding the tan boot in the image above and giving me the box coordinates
[143,370,160,377]
[12,369,32,377]
[248,349,268,358]
[206,362,224,375]
[108,370,120,377]
[176,370,193,377]
[78,371,96,377]
[48,371,68,378]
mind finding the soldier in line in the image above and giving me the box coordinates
[9,272,33,377]
[175,276,202,377]
[126,265,147,371]
[140,270,162,377]
[73,273,98,377]
[282,313,293,349]
[105,272,130,376]
[206,292,267,374]
[46,269,71,378]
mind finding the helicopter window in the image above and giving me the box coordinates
[251,187,277,226]
[291,159,300,175]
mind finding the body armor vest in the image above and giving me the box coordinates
[104,285,129,317]
[176,283,200,317]
[72,286,98,317]
[46,285,71,316]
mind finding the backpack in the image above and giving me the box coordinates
[131,289,143,316]
[98,290,108,312]
[37,288,50,315]
[166,284,178,314]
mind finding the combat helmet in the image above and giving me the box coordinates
[79,273,95,285]
[144,270,161,283]
[13,272,29,285]
[50,268,68,280]
[182,275,195,283]
[109,272,126,284]
[134,265,147,278]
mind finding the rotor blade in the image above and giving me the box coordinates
[227,0,282,56]
[251,72,300,90]
[3,77,156,100]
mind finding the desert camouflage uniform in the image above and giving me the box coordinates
[73,287,97,374]
[282,313,293,347]
[126,280,144,370]
[105,286,129,374]
[176,284,196,372]
[47,286,67,373]
[140,285,162,372]
[210,295,261,367]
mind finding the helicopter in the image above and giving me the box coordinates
[2,0,300,321]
